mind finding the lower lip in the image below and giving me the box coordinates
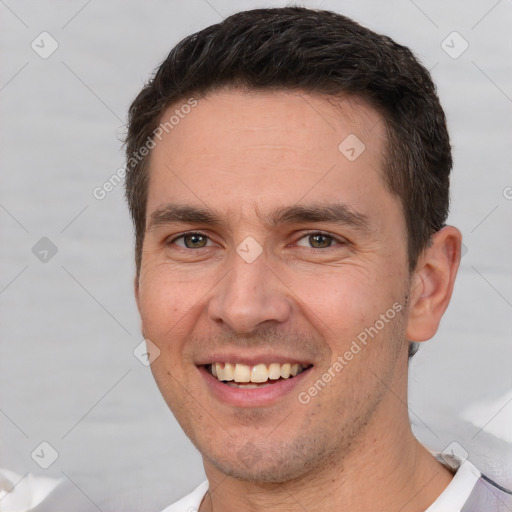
[198,365,312,407]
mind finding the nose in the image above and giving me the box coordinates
[207,249,292,334]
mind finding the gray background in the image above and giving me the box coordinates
[1,0,511,510]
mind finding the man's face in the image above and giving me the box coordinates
[136,89,412,482]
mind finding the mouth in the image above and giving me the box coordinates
[204,362,313,389]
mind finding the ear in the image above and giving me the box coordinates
[134,274,140,312]
[134,274,146,338]
[406,226,462,342]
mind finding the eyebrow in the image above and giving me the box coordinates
[147,202,371,232]
[148,204,222,230]
[266,203,370,231]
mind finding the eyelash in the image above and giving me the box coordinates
[167,230,346,249]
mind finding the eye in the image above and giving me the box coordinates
[296,232,343,249]
[171,232,214,249]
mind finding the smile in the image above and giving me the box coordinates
[206,362,312,388]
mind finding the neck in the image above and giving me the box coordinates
[199,361,454,512]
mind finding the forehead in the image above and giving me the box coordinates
[154,88,386,164]
[147,89,394,222]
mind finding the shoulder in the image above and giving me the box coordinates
[428,451,512,512]
[463,473,512,511]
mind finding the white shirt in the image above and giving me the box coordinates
[425,458,480,512]
[161,456,505,512]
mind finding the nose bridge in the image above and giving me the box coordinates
[208,248,291,333]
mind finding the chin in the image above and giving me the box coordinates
[200,435,334,485]
[206,455,307,484]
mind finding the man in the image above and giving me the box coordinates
[124,7,512,511]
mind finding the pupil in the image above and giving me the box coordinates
[310,234,331,248]
[185,234,206,248]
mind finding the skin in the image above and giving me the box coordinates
[134,89,462,512]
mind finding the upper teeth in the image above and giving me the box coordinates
[211,362,306,383]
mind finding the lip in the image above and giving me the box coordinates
[195,352,313,367]
[198,364,313,407]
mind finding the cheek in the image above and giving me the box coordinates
[284,267,389,335]
[281,265,407,373]
[137,267,206,411]
[137,265,197,342]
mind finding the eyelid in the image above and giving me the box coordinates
[167,231,216,247]
[166,229,348,249]
[295,230,347,248]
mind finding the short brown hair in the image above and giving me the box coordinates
[125,7,453,357]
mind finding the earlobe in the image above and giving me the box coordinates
[406,226,462,342]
